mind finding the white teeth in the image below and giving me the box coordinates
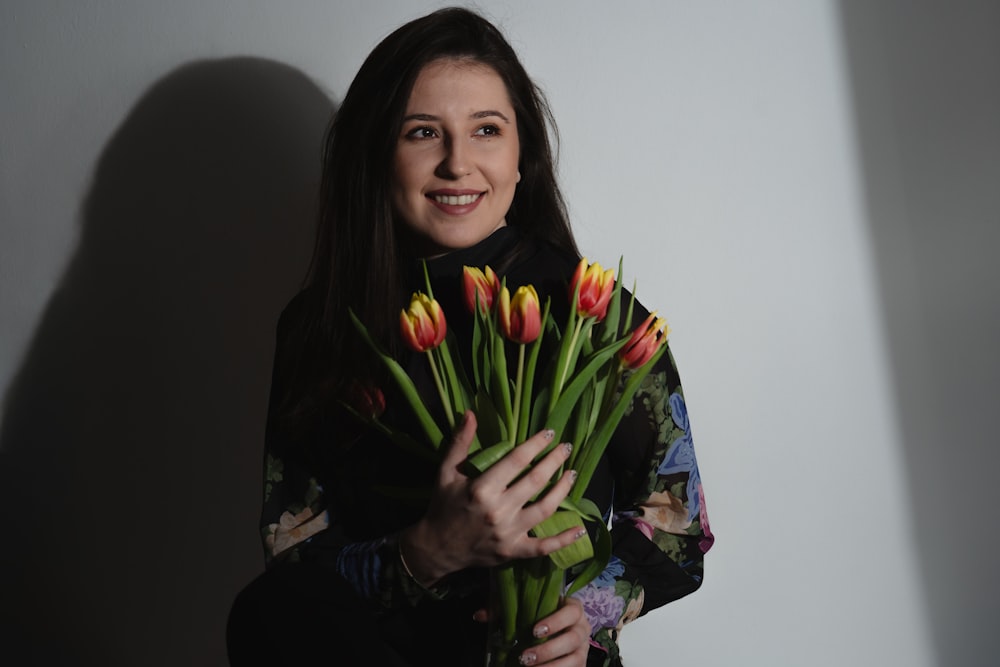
[433,193,480,205]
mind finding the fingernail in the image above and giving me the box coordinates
[574,528,587,540]
[568,469,578,485]
[533,624,549,638]
[561,442,573,456]
[542,429,555,441]
[519,652,537,666]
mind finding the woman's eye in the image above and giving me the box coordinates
[474,124,501,137]
[405,126,437,139]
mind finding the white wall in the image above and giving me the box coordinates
[2,1,996,665]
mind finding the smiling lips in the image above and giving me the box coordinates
[428,190,484,213]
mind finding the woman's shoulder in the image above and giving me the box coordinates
[275,285,320,334]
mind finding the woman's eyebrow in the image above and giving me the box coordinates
[402,110,511,123]
[471,110,511,122]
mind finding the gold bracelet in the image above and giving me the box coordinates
[397,538,435,592]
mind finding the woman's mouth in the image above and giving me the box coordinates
[430,193,482,205]
[427,191,484,213]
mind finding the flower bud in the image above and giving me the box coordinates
[400,292,447,352]
[619,311,669,369]
[570,258,615,320]
[462,265,500,314]
[498,284,541,344]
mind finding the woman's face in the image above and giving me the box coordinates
[392,59,520,256]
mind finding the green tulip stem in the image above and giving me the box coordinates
[569,342,669,503]
[425,350,454,428]
[555,316,585,403]
[596,361,625,437]
[510,344,525,441]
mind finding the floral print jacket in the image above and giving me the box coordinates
[259,228,713,666]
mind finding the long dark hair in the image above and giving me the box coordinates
[280,7,578,421]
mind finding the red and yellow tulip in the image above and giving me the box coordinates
[354,254,679,665]
[619,311,669,369]
[462,265,500,314]
[570,258,615,320]
[400,292,447,352]
[498,284,541,344]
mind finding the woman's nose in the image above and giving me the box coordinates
[435,138,471,179]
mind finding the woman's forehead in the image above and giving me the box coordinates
[406,59,513,114]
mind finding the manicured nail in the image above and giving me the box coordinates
[533,624,549,638]
[561,442,573,456]
[574,528,587,540]
[542,429,555,441]
[567,469,578,485]
[519,651,537,666]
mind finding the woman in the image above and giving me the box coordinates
[228,8,712,667]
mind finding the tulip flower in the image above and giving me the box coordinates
[349,381,386,419]
[400,292,446,352]
[498,285,541,344]
[619,311,669,369]
[463,265,500,314]
[570,258,615,321]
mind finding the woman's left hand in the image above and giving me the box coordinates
[475,597,591,666]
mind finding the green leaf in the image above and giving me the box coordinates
[472,388,504,454]
[550,283,582,403]
[597,256,626,345]
[587,372,610,436]
[622,283,637,336]
[565,518,612,596]
[340,401,438,463]
[436,336,471,417]
[490,327,513,434]
[349,310,444,448]
[534,564,564,622]
[529,385,550,435]
[543,337,629,441]
[516,299,550,445]
[494,563,518,644]
[532,510,594,569]
[570,342,669,502]
[463,439,514,475]
[471,305,485,387]
[567,496,603,520]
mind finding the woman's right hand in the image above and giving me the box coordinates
[399,411,583,586]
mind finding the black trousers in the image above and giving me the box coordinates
[226,561,487,666]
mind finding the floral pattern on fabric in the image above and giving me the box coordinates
[256,230,712,666]
[263,508,329,561]
[566,367,712,665]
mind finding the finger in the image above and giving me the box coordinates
[525,520,588,559]
[519,631,588,667]
[507,441,573,507]
[516,464,577,534]
[471,608,489,624]
[438,411,477,484]
[533,597,587,638]
[521,599,590,666]
[478,427,556,491]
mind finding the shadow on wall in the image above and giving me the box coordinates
[0,58,334,665]
[838,2,1000,665]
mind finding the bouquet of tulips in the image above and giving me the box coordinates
[349,258,669,665]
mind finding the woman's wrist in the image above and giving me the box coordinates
[398,521,453,588]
